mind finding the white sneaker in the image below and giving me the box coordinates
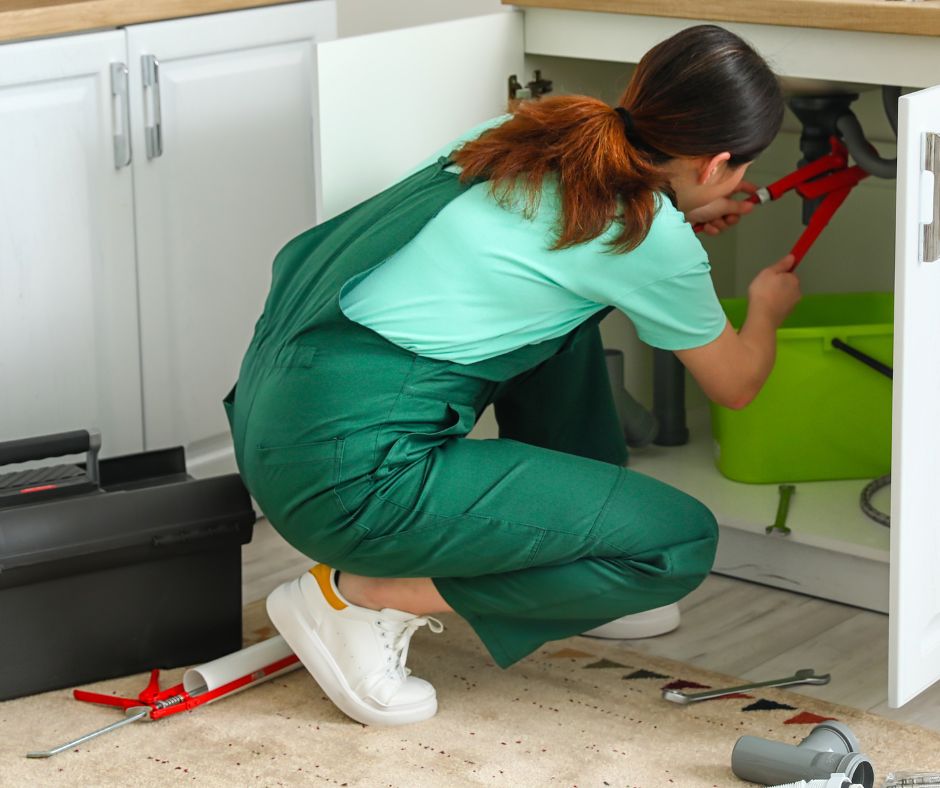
[581,603,680,639]
[266,565,443,726]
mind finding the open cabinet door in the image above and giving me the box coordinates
[315,12,523,221]
[890,84,940,707]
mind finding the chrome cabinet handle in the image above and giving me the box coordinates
[142,54,163,159]
[110,62,131,168]
[923,132,940,264]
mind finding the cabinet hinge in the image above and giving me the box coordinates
[142,55,163,160]
[922,132,940,264]
[110,63,132,169]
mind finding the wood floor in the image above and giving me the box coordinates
[242,518,940,733]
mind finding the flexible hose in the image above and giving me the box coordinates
[836,112,897,179]
[882,85,900,138]
[860,474,891,527]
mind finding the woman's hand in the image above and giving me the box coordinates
[684,181,759,236]
[747,254,801,329]
[676,254,800,410]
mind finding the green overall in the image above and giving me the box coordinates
[224,158,718,668]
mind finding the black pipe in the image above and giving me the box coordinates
[652,349,689,446]
[787,94,859,223]
[882,85,900,138]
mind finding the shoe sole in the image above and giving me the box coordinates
[581,604,681,639]
[266,579,437,726]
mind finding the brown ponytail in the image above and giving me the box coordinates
[451,25,783,254]
[452,96,667,253]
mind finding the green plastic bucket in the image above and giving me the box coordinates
[711,292,893,483]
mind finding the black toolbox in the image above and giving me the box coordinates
[0,430,256,701]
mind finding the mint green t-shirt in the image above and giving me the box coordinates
[339,118,727,365]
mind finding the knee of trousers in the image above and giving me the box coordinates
[598,509,717,611]
[660,496,719,587]
[605,493,718,593]
[629,515,717,606]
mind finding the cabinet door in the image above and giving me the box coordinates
[127,1,337,477]
[890,83,940,707]
[315,11,524,220]
[0,32,143,457]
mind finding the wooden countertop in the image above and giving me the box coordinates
[0,0,304,44]
[7,0,936,45]
[506,0,940,37]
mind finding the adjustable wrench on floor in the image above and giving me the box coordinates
[662,668,831,704]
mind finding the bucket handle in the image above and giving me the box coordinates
[831,338,893,379]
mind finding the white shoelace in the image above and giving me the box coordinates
[377,615,444,681]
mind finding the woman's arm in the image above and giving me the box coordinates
[675,255,800,410]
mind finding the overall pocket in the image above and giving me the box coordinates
[251,437,346,520]
[251,437,370,565]
[257,437,342,468]
[376,399,470,480]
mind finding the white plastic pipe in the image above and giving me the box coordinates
[182,635,298,700]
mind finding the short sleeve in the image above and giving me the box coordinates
[618,261,728,351]
[563,197,729,352]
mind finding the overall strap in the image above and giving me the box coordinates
[256,158,484,345]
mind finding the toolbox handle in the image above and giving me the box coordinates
[0,430,102,483]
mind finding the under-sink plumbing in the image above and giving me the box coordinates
[787,88,898,222]
[652,86,900,449]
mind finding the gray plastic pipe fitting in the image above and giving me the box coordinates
[731,721,875,788]
[604,349,658,448]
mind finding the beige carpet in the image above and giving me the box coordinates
[3,601,940,787]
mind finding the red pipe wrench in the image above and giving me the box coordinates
[694,137,869,271]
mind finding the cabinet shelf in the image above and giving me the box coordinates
[628,407,890,613]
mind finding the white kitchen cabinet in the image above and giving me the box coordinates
[314,12,524,220]
[4,3,936,708]
[0,1,337,476]
[0,31,143,457]
[128,1,336,477]
[890,84,940,708]
[311,11,940,707]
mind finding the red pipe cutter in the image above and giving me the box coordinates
[694,136,869,271]
[26,652,300,758]
[71,653,299,720]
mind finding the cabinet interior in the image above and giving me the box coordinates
[470,53,898,609]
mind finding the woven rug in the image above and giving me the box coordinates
[3,600,940,787]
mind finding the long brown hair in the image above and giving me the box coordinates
[451,25,784,253]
